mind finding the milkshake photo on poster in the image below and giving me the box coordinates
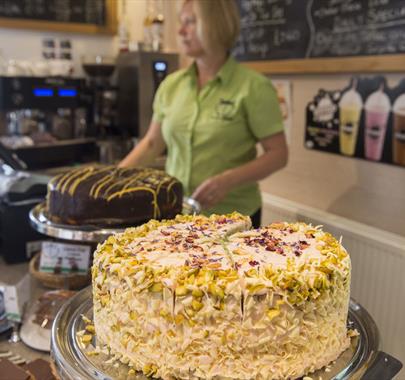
[305,76,405,168]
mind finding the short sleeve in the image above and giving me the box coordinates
[244,78,285,140]
[151,79,166,124]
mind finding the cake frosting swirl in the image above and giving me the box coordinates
[92,213,351,379]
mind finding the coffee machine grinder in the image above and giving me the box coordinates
[82,55,118,138]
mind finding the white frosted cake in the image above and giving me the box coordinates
[92,213,351,379]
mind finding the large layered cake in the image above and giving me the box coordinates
[92,213,351,379]
[47,166,183,225]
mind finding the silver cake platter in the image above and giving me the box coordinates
[51,287,402,380]
[29,197,201,243]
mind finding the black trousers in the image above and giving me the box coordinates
[250,208,262,229]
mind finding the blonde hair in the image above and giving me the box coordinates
[183,0,240,54]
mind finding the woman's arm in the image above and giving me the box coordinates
[118,121,166,168]
[223,131,288,188]
[192,132,288,209]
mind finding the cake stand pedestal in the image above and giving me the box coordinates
[29,197,201,243]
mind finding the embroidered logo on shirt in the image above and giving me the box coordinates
[214,98,235,121]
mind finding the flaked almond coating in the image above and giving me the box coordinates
[92,213,351,380]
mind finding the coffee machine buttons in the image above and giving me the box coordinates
[152,60,168,92]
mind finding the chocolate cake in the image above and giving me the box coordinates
[47,166,183,226]
[33,290,76,329]
[0,358,57,380]
[0,359,32,380]
[22,359,57,380]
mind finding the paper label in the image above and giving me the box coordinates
[0,273,30,323]
[39,241,91,274]
[0,286,5,319]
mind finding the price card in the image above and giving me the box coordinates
[0,284,10,332]
[0,274,30,323]
[0,286,5,320]
[39,241,91,274]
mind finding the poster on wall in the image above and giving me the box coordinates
[305,76,405,167]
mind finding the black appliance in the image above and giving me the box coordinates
[0,76,97,170]
[115,51,179,138]
[82,55,119,138]
[0,143,50,264]
[0,173,50,264]
[0,76,85,111]
[0,145,49,263]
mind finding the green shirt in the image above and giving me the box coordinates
[152,57,284,216]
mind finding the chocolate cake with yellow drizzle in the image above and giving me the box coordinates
[92,213,351,380]
[47,166,183,225]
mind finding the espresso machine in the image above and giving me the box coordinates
[80,51,178,163]
[115,51,179,138]
[82,55,118,138]
[0,76,97,170]
[0,76,99,263]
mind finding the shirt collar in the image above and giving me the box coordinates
[184,55,237,84]
[215,56,236,84]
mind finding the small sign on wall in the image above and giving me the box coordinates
[305,76,405,167]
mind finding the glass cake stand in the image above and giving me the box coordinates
[29,197,201,243]
[51,287,402,380]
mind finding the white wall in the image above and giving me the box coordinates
[118,0,178,53]
[0,28,115,76]
[0,0,178,76]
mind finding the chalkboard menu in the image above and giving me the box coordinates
[0,0,116,34]
[234,0,405,70]
[0,0,104,25]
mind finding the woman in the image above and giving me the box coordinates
[119,0,288,228]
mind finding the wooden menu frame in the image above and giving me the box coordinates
[243,54,405,74]
[0,0,117,35]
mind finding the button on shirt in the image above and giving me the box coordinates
[152,57,284,216]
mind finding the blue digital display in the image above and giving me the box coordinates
[154,61,167,72]
[33,88,53,97]
[58,88,77,97]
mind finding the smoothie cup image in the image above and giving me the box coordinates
[392,94,405,166]
[364,88,391,161]
[339,87,363,156]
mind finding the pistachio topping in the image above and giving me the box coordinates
[92,216,351,380]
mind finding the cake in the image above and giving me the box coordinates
[92,213,351,379]
[46,165,183,225]
[0,358,56,380]
[33,290,76,329]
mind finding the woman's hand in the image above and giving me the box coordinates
[191,132,288,210]
[192,173,232,210]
